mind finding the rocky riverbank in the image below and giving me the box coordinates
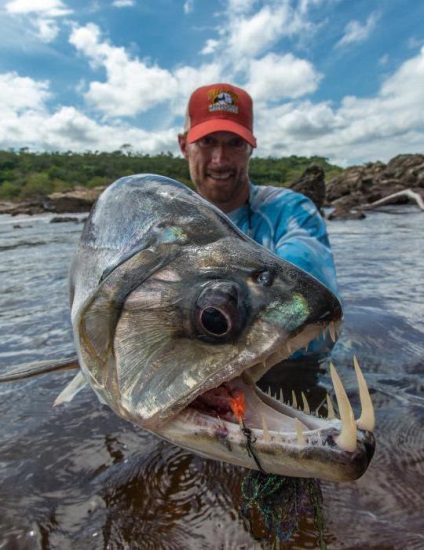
[1,154,423,219]
[0,186,104,216]
[325,153,424,219]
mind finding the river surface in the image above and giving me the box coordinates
[0,206,423,549]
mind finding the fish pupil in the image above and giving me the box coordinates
[200,307,230,336]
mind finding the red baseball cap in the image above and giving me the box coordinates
[184,83,257,148]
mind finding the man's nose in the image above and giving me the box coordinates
[210,143,230,163]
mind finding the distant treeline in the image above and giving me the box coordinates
[0,148,343,201]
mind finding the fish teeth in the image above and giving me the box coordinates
[261,414,271,442]
[353,355,375,431]
[301,392,311,415]
[291,391,298,409]
[330,362,357,452]
[329,321,337,343]
[326,393,336,419]
[295,419,306,446]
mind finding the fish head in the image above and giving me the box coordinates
[71,174,375,482]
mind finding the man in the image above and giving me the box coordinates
[178,83,338,308]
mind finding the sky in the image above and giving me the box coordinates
[1,0,424,167]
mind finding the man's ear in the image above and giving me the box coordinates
[178,134,189,159]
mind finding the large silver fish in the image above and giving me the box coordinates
[53,174,374,482]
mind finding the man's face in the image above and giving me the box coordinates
[178,131,253,213]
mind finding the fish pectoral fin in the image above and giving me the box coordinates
[54,371,88,406]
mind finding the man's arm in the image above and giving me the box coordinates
[249,186,339,357]
[273,191,338,296]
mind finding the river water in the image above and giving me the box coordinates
[0,205,423,549]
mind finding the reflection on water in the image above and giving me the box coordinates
[0,207,423,548]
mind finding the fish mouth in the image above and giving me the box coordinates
[156,320,376,482]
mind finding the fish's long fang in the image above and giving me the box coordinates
[353,356,375,432]
[330,363,357,452]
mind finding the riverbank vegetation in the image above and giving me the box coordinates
[0,148,343,201]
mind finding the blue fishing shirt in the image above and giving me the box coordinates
[227,183,339,357]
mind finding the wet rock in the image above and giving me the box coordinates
[9,201,48,216]
[289,164,326,210]
[46,186,104,213]
[50,216,80,223]
[0,201,20,215]
[328,208,366,221]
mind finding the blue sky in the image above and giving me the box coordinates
[1,0,423,166]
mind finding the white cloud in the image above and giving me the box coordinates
[5,0,71,17]
[227,5,292,58]
[0,72,50,113]
[69,24,223,118]
[208,1,320,63]
[227,0,258,14]
[254,47,424,165]
[183,0,194,14]
[5,0,71,43]
[246,52,321,101]
[0,73,179,154]
[112,0,135,7]
[336,12,379,48]
[42,107,177,153]
[201,39,219,55]
[69,24,177,115]
[0,105,180,154]
[34,17,60,42]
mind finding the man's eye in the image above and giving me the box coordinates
[198,137,216,148]
[229,138,246,149]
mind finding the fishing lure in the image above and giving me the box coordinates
[229,388,326,548]
[229,389,266,474]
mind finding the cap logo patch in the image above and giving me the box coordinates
[208,89,239,114]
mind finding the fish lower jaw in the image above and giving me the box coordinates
[156,407,374,481]
[177,406,341,449]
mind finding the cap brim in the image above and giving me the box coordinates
[187,119,257,148]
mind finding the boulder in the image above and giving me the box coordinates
[328,208,366,221]
[50,216,81,223]
[45,186,104,213]
[289,164,326,210]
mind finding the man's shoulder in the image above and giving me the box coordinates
[250,183,313,210]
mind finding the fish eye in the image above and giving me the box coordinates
[199,306,231,336]
[194,282,243,341]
